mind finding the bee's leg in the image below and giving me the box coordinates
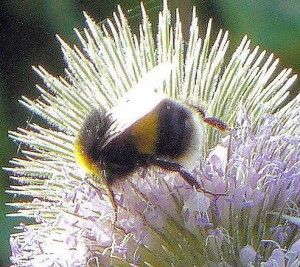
[202,117,230,132]
[105,181,118,225]
[190,106,230,131]
[86,177,118,224]
[151,158,226,196]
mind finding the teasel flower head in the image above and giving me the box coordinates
[6,0,300,266]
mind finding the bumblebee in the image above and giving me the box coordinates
[74,92,229,195]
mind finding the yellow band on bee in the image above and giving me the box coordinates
[131,111,158,155]
[74,139,100,176]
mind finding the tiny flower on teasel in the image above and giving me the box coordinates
[5,0,300,266]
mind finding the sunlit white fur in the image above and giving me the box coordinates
[175,104,204,170]
[107,63,173,139]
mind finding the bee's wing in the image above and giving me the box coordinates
[104,62,173,146]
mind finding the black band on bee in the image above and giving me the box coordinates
[79,109,110,160]
[156,99,194,158]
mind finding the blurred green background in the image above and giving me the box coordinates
[0,0,299,265]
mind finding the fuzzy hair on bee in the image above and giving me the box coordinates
[74,63,229,196]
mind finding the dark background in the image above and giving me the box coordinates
[1,0,299,265]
